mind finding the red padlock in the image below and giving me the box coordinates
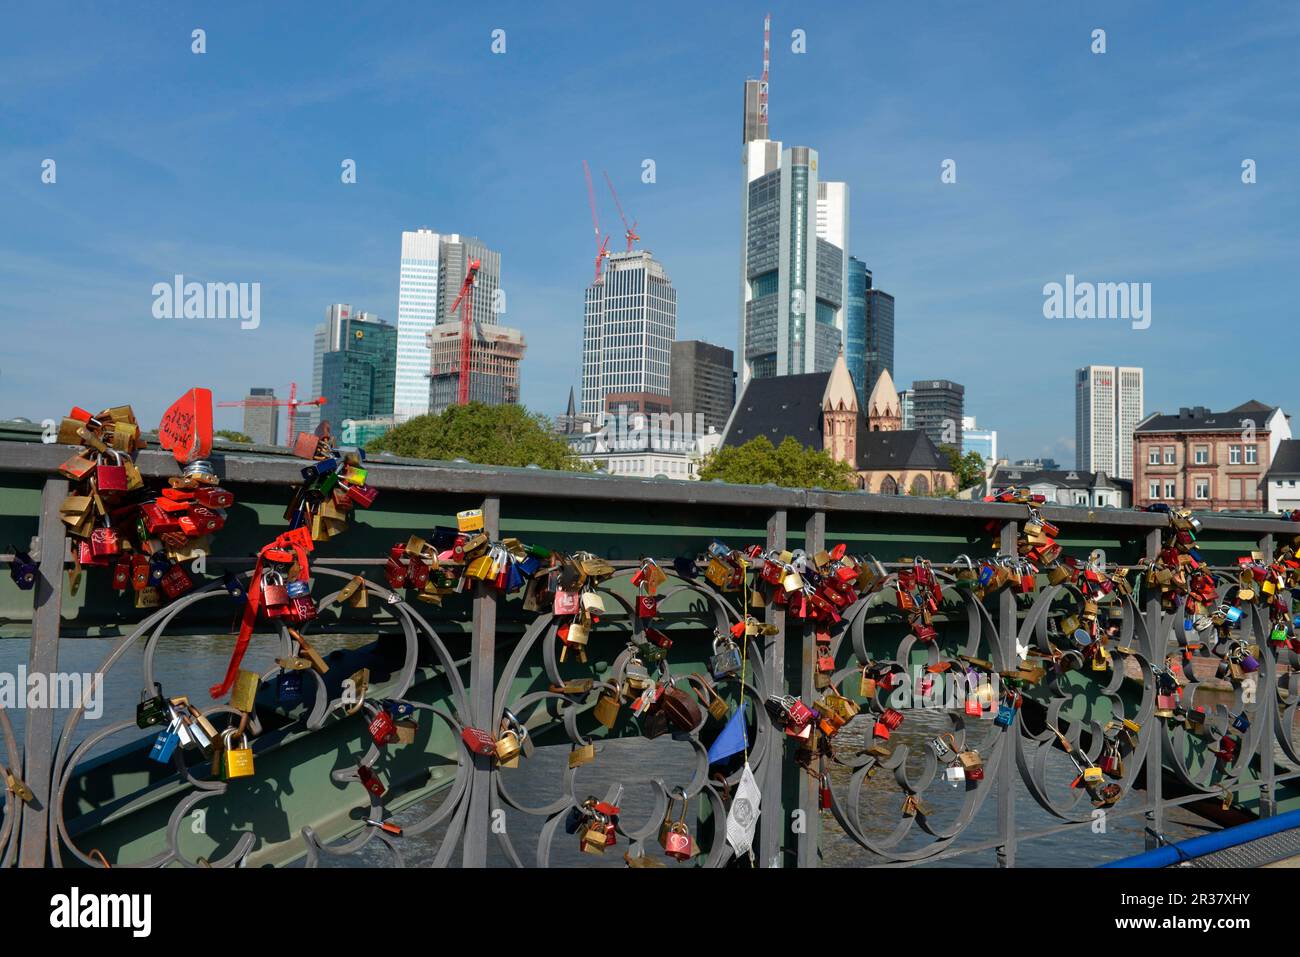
[881,708,904,731]
[406,559,430,590]
[193,486,234,509]
[96,452,129,493]
[460,726,497,755]
[645,627,673,649]
[636,594,658,619]
[357,764,386,798]
[368,709,397,745]
[159,564,193,600]
[111,560,131,590]
[345,483,378,508]
[90,525,122,558]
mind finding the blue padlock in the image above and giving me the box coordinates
[148,553,171,586]
[978,565,995,586]
[517,555,541,579]
[7,548,37,591]
[506,561,525,593]
[301,458,338,482]
[995,704,1016,728]
[383,699,415,720]
[1224,605,1243,624]
[223,570,247,602]
[149,725,181,763]
[1232,712,1250,733]
[277,671,304,705]
[286,580,311,599]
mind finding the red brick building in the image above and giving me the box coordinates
[1132,401,1291,511]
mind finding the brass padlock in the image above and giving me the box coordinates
[230,669,260,713]
[222,729,255,779]
[495,729,522,765]
[593,687,621,729]
[568,740,597,768]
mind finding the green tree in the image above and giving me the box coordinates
[939,444,986,490]
[697,435,858,491]
[215,429,252,444]
[365,403,592,470]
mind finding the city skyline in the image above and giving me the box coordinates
[3,3,1299,465]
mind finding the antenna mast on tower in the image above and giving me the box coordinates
[759,12,770,131]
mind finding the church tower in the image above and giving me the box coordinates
[866,368,901,432]
[821,352,859,466]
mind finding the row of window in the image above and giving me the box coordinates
[1146,444,1257,466]
[1147,477,1260,500]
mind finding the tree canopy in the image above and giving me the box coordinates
[697,436,858,491]
[939,444,987,491]
[215,429,252,444]
[365,403,590,471]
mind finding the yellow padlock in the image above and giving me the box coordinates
[222,730,255,779]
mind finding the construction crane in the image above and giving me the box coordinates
[603,170,639,252]
[449,257,482,406]
[583,160,610,284]
[216,383,325,446]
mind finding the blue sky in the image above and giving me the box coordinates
[2,0,1298,463]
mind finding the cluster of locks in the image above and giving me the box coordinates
[48,404,235,607]
[383,509,550,606]
[140,683,252,777]
[288,433,377,540]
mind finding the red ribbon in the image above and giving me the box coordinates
[210,527,313,699]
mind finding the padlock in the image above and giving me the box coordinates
[95,451,130,493]
[158,563,193,600]
[880,708,904,731]
[357,764,386,797]
[230,669,261,713]
[957,748,984,781]
[709,634,743,679]
[136,685,169,729]
[221,729,255,779]
[368,708,397,745]
[456,508,485,532]
[7,547,38,590]
[461,726,497,755]
[495,729,522,765]
[568,740,597,768]
[929,734,952,759]
[149,722,181,763]
[276,669,304,705]
[593,687,622,729]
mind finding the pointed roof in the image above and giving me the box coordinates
[856,429,948,471]
[867,368,899,417]
[565,387,576,419]
[724,372,834,450]
[823,352,859,412]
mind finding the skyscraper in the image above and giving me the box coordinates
[913,380,965,452]
[738,18,848,387]
[581,250,677,418]
[898,389,915,430]
[1076,365,1144,479]
[395,230,505,422]
[242,388,279,446]
[844,257,869,406]
[427,322,525,414]
[321,313,397,427]
[305,304,377,433]
[864,287,895,404]
[670,340,736,435]
[395,229,442,422]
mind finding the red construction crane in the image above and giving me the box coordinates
[583,160,610,283]
[217,382,325,446]
[449,257,482,405]
[603,170,639,252]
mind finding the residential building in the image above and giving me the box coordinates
[670,340,736,435]
[241,387,279,446]
[321,313,397,427]
[1010,457,1062,471]
[985,464,1131,508]
[1264,440,1300,512]
[1075,365,1144,479]
[427,321,525,415]
[567,406,713,481]
[723,353,954,494]
[581,250,676,418]
[962,415,997,470]
[1134,401,1291,511]
[912,380,965,453]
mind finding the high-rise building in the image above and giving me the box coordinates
[427,322,525,414]
[844,257,869,406]
[321,313,397,427]
[305,304,378,433]
[898,389,915,430]
[242,388,279,446]
[395,230,505,422]
[1075,365,1144,479]
[737,20,847,389]
[671,340,736,435]
[581,250,677,418]
[864,287,895,404]
[962,415,997,469]
[912,379,965,452]
[395,229,442,422]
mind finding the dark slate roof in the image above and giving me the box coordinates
[993,466,1108,489]
[857,429,948,472]
[1266,439,1300,479]
[1134,401,1279,434]
[724,372,834,450]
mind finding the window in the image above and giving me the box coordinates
[1148,447,1160,465]
[1229,446,1241,465]
[1230,478,1242,500]
[1148,481,1160,500]
[1194,446,1208,465]
[1195,478,1210,500]
[1164,447,1176,464]
[1244,478,1258,499]
[1165,480,1176,499]
[1245,445,1258,465]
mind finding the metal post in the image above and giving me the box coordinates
[796,510,824,868]
[19,478,69,867]
[461,495,500,868]
[995,519,1017,868]
[1143,527,1164,849]
[760,508,787,867]
[1258,532,1276,818]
